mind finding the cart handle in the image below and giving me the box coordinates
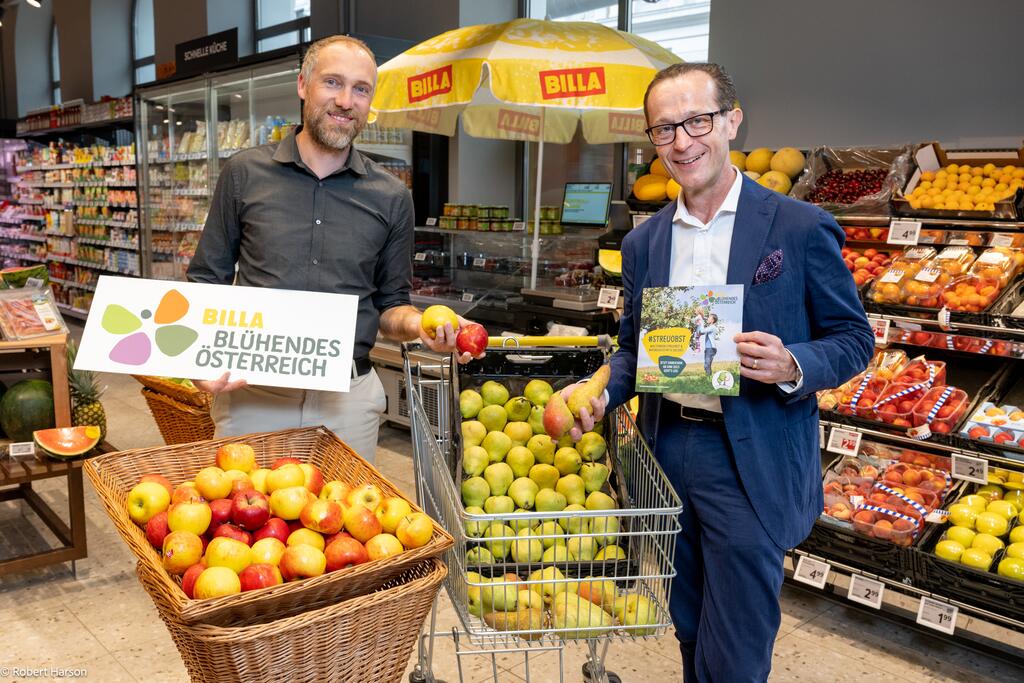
[488,335,612,349]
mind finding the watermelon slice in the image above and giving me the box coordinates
[0,265,49,289]
[33,426,102,458]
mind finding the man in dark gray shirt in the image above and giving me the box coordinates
[187,35,470,461]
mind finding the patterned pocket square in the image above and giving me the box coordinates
[753,249,784,285]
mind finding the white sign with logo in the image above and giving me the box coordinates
[75,276,358,392]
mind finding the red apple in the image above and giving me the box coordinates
[323,531,353,547]
[209,498,235,530]
[253,517,291,544]
[456,323,488,356]
[299,463,324,496]
[213,523,252,546]
[239,563,283,591]
[232,490,271,531]
[343,504,382,543]
[272,457,303,470]
[145,511,171,548]
[171,482,205,505]
[139,474,174,499]
[324,536,370,571]
[279,544,327,581]
[300,499,344,535]
[216,443,257,474]
[181,562,206,598]
[162,530,204,575]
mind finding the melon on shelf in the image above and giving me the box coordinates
[33,426,102,458]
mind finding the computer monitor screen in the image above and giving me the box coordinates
[561,182,613,225]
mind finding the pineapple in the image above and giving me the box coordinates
[67,340,107,441]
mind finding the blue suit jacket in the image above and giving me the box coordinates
[607,176,874,549]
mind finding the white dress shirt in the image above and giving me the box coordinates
[665,166,802,413]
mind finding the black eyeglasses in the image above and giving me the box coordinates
[645,110,729,146]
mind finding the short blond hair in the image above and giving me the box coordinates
[300,35,376,84]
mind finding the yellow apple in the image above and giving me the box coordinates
[347,483,384,513]
[250,468,272,494]
[194,566,242,598]
[162,530,204,575]
[365,533,404,560]
[171,481,204,504]
[287,527,326,552]
[195,466,232,500]
[266,463,305,493]
[298,463,324,496]
[395,512,434,549]
[300,499,344,535]
[320,480,353,503]
[204,536,252,574]
[224,470,253,497]
[215,443,257,473]
[377,497,413,534]
[250,537,286,566]
[279,544,327,581]
[167,501,212,536]
[269,486,311,520]
[127,481,171,525]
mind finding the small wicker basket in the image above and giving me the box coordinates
[133,375,212,408]
[138,557,446,683]
[85,426,453,626]
[140,388,216,444]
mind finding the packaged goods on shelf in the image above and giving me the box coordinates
[0,286,69,339]
[791,146,911,215]
[842,246,894,287]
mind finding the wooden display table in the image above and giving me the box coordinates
[0,333,87,576]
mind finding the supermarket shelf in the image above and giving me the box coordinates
[15,161,136,172]
[784,550,1024,662]
[77,237,139,250]
[47,254,139,276]
[56,303,90,319]
[839,214,1024,229]
[170,188,209,196]
[415,226,605,241]
[152,222,205,232]
[358,142,412,163]
[0,231,46,243]
[19,182,74,189]
[50,277,97,292]
[74,218,138,229]
[17,116,134,138]
[410,292,481,317]
[74,181,138,188]
[0,251,46,263]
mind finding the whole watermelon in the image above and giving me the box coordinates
[0,379,55,442]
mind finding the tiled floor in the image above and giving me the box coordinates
[2,342,1023,681]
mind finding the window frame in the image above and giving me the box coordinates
[253,0,311,53]
[51,21,60,104]
[132,0,156,86]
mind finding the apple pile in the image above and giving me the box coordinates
[459,371,626,566]
[466,568,659,639]
[936,481,1024,582]
[841,247,893,287]
[125,443,436,599]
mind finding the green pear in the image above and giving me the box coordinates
[577,432,607,462]
[535,520,563,549]
[508,477,540,510]
[504,396,532,422]
[552,592,614,639]
[528,566,567,605]
[524,379,554,406]
[463,446,490,477]
[542,544,571,563]
[464,506,487,538]
[480,572,519,611]
[484,462,514,496]
[508,509,536,533]
[478,405,509,433]
[591,420,604,436]
[483,523,516,560]
[484,495,515,515]
[556,474,586,506]
[567,536,599,561]
[527,434,555,464]
[554,447,582,476]
[613,593,659,635]
[506,446,535,478]
[462,476,490,508]
[557,434,574,449]
[482,431,513,463]
[594,545,627,561]
[483,606,546,639]
[585,491,616,511]
[517,588,545,610]
[579,462,609,493]
[590,516,620,545]
[504,421,534,447]
[528,405,546,434]
[511,527,544,563]
[467,546,495,565]
[467,571,486,616]
[460,389,484,418]
[535,488,567,513]
[462,420,486,448]
[557,504,588,534]
[480,380,510,406]
[529,463,561,491]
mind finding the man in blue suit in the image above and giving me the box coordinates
[579,63,873,681]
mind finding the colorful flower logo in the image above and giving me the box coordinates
[101,289,198,365]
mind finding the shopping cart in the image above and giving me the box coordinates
[403,339,683,683]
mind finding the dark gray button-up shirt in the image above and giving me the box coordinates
[186,128,414,361]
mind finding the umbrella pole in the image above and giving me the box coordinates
[529,109,546,289]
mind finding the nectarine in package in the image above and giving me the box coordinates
[969,246,1024,287]
[892,246,937,269]
[892,357,945,387]
[881,461,953,496]
[851,504,920,546]
[940,274,1004,312]
[911,385,968,433]
[932,246,976,275]
[833,371,889,418]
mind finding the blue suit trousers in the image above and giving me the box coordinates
[655,406,786,682]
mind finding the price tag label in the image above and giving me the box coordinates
[888,220,922,245]
[948,238,969,246]
[915,268,941,283]
[916,596,957,635]
[978,250,1007,265]
[793,555,830,590]
[512,221,527,232]
[819,424,826,444]
[472,257,486,268]
[826,427,862,457]
[414,252,427,262]
[8,441,36,459]
[869,317,890,345]
[597,287,620,309]
[990,233,1015,248]
[847,574,885,609]
[951,452,988,485]
[461,292,475,303]
[425,217,438,226]
[879,269,904,284]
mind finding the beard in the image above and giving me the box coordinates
[304,101,366,151]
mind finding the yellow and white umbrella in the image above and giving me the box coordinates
[371,18,681,286]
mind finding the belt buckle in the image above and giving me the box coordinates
[679,406,701,422]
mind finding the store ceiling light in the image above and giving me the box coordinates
[26,1,43,9]
[162,119,169,124]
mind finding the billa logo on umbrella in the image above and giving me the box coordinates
[408,64,453,103]
[608,112,645,136]
[539,66,606,99]
[497,109,541,135]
